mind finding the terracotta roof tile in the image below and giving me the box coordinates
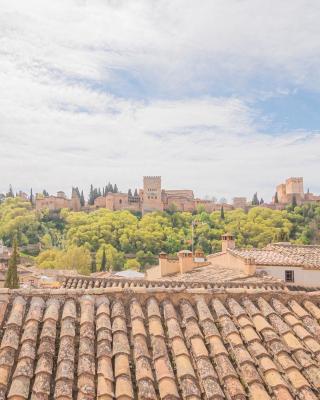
[196,297,214,323]
[248,342,269,359]
[131,318,146,337]
[112,316,127,334]
[288,299,310,318]
[166,318,183,340]
[115,375,133,399]
[154,356,175,381]
[6,296,26,327]
[171,337,189,357]
[241,326,261,343]
[146,297,161,319]
[251,314,273,333]
[129,298,145,320]
[303,300,320,320]
[184,319,203,341]
[157,377,179,399]
[148,316,165,338]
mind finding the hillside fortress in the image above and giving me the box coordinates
[34,176,320,213]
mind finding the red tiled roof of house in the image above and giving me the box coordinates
[61,274,286,291]
[230,243,320,269]
[0,287,320,399]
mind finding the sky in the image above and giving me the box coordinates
[1,0,320,202]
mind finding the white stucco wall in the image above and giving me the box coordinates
[256,265,320,286]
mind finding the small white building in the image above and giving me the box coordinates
[208,236,320,286]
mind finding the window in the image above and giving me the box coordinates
[285,270,294,283]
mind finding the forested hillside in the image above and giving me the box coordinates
[0,197,319,274]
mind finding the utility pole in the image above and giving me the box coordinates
[191,220,197,255]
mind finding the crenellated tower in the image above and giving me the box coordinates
[142,176,163,214]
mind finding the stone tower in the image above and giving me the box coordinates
[71,188,81,211]
[142,176,163,214]
[285,177,304,196]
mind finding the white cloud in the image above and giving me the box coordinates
[0,0,320,200]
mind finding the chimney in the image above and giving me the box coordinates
[178,250,194,274]
[221,233,235,252]
[159,252,168,276]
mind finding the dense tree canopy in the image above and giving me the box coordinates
[0,197,319,273]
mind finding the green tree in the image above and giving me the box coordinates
[96,244,125,271]
[274,192,279,204]
[124,258,140,270]
[220,206,225,220]
[61,246,91,275]
[35,248,62,269]
[101,247,107,271]
[5,238,19,288]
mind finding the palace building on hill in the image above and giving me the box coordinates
[94,176,234,214]
[274,177,320,205]
[35,188,81,212]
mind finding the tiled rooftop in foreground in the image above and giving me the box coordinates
[0,287,320,399]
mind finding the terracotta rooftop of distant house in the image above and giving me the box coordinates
[230,243,320,269]
[0,287,320,399]
[61,273,287,291]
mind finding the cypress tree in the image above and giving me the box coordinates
[73,187,81,198]
[101,248,107,272]
[292,194,297,208]
[252,192,259,205]
[128,189,132,198]
[5,239,19,289]
[260,198,264,204]
[91,253,96,273]
[7,185,14,198]
[88,185,94,205]
[113,184,118,193]
[107,182,113,193]
[134,188,138,197]
[80,190,85,207]
[220,205,225,220]
[274,192,279,204]
[30,188,33,205]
